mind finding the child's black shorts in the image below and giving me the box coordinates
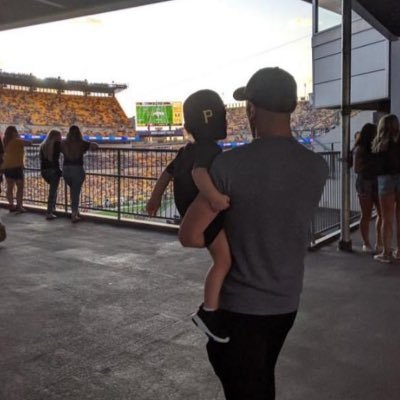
[204,212,225,248]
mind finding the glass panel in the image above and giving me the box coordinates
[318,0,342,32]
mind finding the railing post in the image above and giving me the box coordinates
[310,217,316,247]
[338,0,353,252]
[117,149,121,221]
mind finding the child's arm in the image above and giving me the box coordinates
[146,169,173,217]
[192,167,230,212]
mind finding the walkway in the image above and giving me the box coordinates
[0,212,399,400]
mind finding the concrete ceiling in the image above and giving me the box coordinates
[355,0,400,38]
[0,0,172,31]
[304,0,400,38]
[2,0,399,38]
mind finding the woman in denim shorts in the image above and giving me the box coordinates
[372,114,400,263]
[353,123,382,253]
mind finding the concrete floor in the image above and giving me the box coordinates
[0,212,399,400]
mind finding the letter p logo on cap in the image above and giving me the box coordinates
[203,109,213,124]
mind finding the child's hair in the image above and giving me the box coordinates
[372,114,399,153]
[183,89,227,141]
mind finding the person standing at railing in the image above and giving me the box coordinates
[0,126,31,213]
[61,125,98,223]
[40,129,62,220]
[146,89,231,343]
[179,68,328,400]
[353,123,382,253]
[372,114,400,263]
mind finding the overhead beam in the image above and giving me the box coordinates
[0,0,172,31]
[353,0,398,41]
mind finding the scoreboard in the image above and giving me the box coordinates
[136,102,183,126]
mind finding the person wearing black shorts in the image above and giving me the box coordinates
[1,126,30,213]
[180,68,328,400]
[147,89,231,343]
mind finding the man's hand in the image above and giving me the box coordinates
[146,196,161,217]
[209,193,230,212]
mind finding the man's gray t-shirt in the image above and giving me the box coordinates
[210,137,328,315]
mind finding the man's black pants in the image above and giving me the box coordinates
[206,310,297,400]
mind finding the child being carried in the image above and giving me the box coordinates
[147,90,231,343]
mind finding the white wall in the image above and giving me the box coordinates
[312,17,390,108]
[312,110,374,151]
[391,40,400,117]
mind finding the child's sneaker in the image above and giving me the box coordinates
[191,305,230,343]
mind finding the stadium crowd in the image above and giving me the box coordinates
[0,83,342,219]
[225,100,339,142]
[0,87,133,137]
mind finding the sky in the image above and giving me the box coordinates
[0,0,314,117]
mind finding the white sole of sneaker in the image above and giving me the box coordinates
[373,256,391,263]
[191,314,230,344]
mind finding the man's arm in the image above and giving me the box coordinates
[179,193,219,248]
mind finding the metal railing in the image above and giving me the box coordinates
[310,151,361,245]
[0,147,361,245]
[21,147,179,224]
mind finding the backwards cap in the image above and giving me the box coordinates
[233,67,297,113]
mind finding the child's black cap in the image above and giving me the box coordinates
[183,89,227,141]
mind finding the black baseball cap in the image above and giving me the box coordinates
[233,67,297,113]
[183,89,227,141]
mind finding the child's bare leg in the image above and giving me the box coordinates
[204,229,231,310]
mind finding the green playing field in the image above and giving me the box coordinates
[136,104,173,126]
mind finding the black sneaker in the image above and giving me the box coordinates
[191,306,230,343]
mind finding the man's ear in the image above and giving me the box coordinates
[184,122,192,135]
[247,102,257,121]
[246,102,257,137]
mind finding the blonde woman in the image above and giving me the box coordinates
[61,125,98,222]
[372,114,400,263]
[1,126,31,213]
[40,130,62,220]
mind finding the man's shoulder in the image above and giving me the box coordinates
[303,148,329,179]
[213,143,251,163]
